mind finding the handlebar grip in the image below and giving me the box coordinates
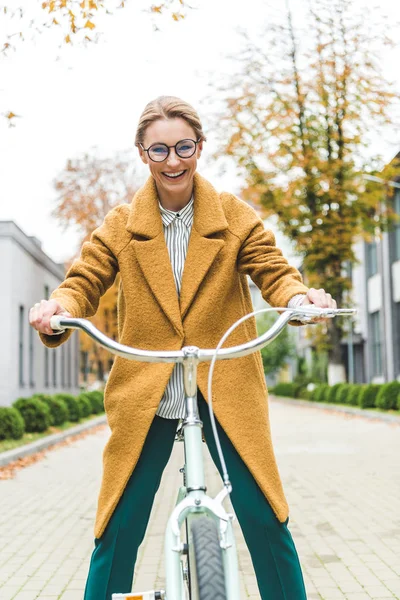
[50,315,64,331]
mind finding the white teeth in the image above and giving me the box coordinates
[163,170,185,178]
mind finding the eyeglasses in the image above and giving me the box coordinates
[139,138,201,163]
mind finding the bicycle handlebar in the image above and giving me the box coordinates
[50,307,356,363]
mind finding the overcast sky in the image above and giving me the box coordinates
[1,0,399,264]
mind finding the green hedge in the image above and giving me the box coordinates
[376,382,400,410]
[0,389,105,443]
[13,397,51,433]
[53,393,82,422]
[77,394,92,418]
[346,384,363,406]
[337,383,351,404]
[272,383,298,398]
[358,384,380,409]
[270,380,399,413]
[326,383,343,403]
[82,390,104,414]
[0,407,25,440]
[33,394,69,426]
[314,384,329,402]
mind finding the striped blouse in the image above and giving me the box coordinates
[156,196,194,419]
[156,195,306,419]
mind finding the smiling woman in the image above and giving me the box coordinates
[135,97,207,211]
[30,94,337,600]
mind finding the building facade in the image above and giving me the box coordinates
[295,184,400,385]
[360,185,400,383]
[0,221,80,407]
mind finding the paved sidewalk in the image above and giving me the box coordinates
[0,400,399,600]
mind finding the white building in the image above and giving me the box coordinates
[0,221,80,407]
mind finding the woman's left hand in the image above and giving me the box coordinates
[301,288,337,322]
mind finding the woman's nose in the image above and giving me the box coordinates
[166,149,180,167]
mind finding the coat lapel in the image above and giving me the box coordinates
[126,173,229,329]
[126,177,183,336]
[180,174,228,320]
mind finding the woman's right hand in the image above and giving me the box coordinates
[29,299,72,335]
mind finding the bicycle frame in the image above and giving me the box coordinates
[164,346,241,600]
[50,306,356,600]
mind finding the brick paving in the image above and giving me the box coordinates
[0,400,399,600]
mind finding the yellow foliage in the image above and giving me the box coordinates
[84,19,95,29]
[53,149,140,383]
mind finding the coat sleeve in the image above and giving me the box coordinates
[39,207,126,348]
[237,216,309,308]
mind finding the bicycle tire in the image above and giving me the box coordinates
[188,516,227,600]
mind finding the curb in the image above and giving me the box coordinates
[0,414,108,467]
[270,395,400,424]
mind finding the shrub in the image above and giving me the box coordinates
[13,397,51,433]
[314,384,329,402]
[326,383,343,403]
[53,394,82,422]
[376,381,400,410]
[346,384,363,406]
[336,383,351,404]
[84,390,104,414]
[77,394,92,418]
[33,394,68,426]
[358,384,381,409]
[297,387,311,400]
[308,385,319,401]
[0,407,25,440]
[271,383,297,398]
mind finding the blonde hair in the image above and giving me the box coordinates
[135,96,207,146]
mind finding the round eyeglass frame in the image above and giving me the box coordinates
[139,138,201,163]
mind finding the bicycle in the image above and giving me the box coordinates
[51,305,355,600]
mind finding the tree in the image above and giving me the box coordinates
[212,0,400,384]
[257,312,295,377]
[53,148,143,384]
[1,0,189,124]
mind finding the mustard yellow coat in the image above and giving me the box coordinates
[41,172,309,539]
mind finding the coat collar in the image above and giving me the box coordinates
[126,172,228,238]
[126,172,228,335]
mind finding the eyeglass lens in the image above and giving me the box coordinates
[148,139,196,162]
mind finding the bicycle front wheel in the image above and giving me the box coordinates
[188,516,227,600]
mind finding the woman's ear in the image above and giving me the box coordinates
[137,144,148,165]
[197,140,204,159]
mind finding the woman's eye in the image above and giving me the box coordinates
[152,146,167,154]
[177,142,194,153]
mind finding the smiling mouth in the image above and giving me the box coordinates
[162,170,186,180]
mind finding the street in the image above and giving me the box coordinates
[0,400,399,600]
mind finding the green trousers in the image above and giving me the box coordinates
[84,392,307,600]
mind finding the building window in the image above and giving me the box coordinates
[394,190,400,261]
[44,347,49,387]
[75,334,80,387]
[366,241,378,277]
[19,305,25,387]
[29,325,35,388]
[52,350,57,387]
[370,311,382,377]
[43,285,50,387]
[67,342,71,388]
[394,301,400,377]
[61,346,65,388]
